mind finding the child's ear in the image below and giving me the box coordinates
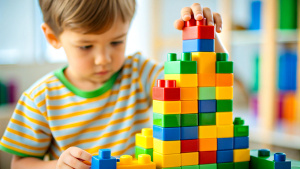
[41,23,62,49]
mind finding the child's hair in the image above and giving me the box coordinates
[39,0,136,36]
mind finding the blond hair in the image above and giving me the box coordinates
[39,0,136,36]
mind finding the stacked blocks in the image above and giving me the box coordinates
[117,154,155,169]
[250,149,291,169]
[135,128,154,161]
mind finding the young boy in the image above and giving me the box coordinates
[0,1,225,169]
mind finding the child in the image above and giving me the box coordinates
[0,1,225,169]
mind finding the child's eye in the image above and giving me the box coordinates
[111,41,123,46]
[79,45,92,50]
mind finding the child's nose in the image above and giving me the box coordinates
[94,53,112,65]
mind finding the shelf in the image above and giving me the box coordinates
[231,30,298,45]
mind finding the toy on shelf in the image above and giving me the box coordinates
[250,149,291,169]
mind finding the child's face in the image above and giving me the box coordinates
[58,18,130,85]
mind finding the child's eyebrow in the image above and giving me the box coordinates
[112,32,127,40]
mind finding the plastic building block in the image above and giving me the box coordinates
[217,162,234,169]
[183,20,214,40]
[182,100,198,114]
[234,136,249,149]
[234,161,249,169]
[180,87,198,100]
[183,39,215,52]
[217,150,234,163]
[153,80,180,101]
[191,52,216,74]
[198,73,216,87]
[216,74,234,87]
[216,61,233,73]
[217,125,234,138]
[165,74,198,87]
[182,152,199,166]
[157,167,181,169]
[198,100,216,113]
[217,138,233,150]
[91,149,117,169]
[198,126,217,138]
[250,149,291,169]
[198,113,216,126]
[216,100,233,112]
[199,163,217,169]
[153,125,180,141]
[153,113,181,127]
[199,138,217,151]
[117,154,155,169]
[216,112,233,125]
[216,87,233,100]
[184,17,207,27]
[233,117,249,137]
[234,149,250,162]
[181,126,198,140]
[198,87,216,100]
[153,152,181,168]
[135,146,153,161]
[153,138,180,154]
[164,53,197,74]
[216,53,229,61]
[136,128,153,149]
[274,153,291,169]
[153,100,181,114]
[182,165,200,169]
[181,139,199,153]
[181,113,198,126]
[199,151,217,164]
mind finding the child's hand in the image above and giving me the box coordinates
[56,147,92,169]
[174,3,222,33]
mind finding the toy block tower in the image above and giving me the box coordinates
[135,128,154,161]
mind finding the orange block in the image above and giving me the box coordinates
[198,73,216,87]
[181,100,198,114]
[216,74,234,86]
[199,138,217,151]
[180,87,198,100]
[282,92,296,122]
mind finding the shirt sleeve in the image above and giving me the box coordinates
[0,92,51,159]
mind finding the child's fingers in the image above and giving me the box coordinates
[69,147,92,162]
[213,12,223,33]
[64,155,90,169]
[190,3,203,20]
[174,18,185,30]
[181,7,192,21]
[203,7,214,26]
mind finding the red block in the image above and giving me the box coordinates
[181,139,199,153]
[199,151,216,164]
[152,79,180,101]
[182,25,215,40]
[184,17,207,27]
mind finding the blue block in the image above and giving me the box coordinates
[217,138,233,150]
[275,161,291,169]
[153,125,180,141]
[183,39,214,52]
[91,149,117,169]
[217,150,233,163]
[181,126,198,140]
[234,136,249,149]
[198,100,216,113]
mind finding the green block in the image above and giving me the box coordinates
[217,162,234,169]
[216,61,233,73]
[198,87,216,100]
[157,167,182,169]
[182,165,199,169]
[217,100,233,112]
[234,162,249,169]
[217,53,229,61]
[181,114,198,126]
[164,53,197,74]
[250,150,275,169]
[153,113,180,127]
[234,125,249,137]
[199,113,216,126]
[135,146,153,161]
[199,163,217,169]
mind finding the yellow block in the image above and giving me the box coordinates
[216,112,233,125]
[153,100,181,114]
[181,152,199,166]
[191,52,216,74]
[181,100,198,114]
[199,138,217,151]
[216,87,233,100]
[217,125,233,138]
[233,149,250,162]
[153,138,180,154]
[117,154,156,169]
[180,87,198,100]
[153,152,181,168]
[165,74,198,87]
[135,128,153,149]
[198,126,217,138]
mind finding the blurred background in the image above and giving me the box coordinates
[0,0,299,168]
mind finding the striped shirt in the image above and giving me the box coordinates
[0,53,164,160]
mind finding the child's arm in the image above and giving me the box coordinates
[11,147,92,169]
[174,3,227,53]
